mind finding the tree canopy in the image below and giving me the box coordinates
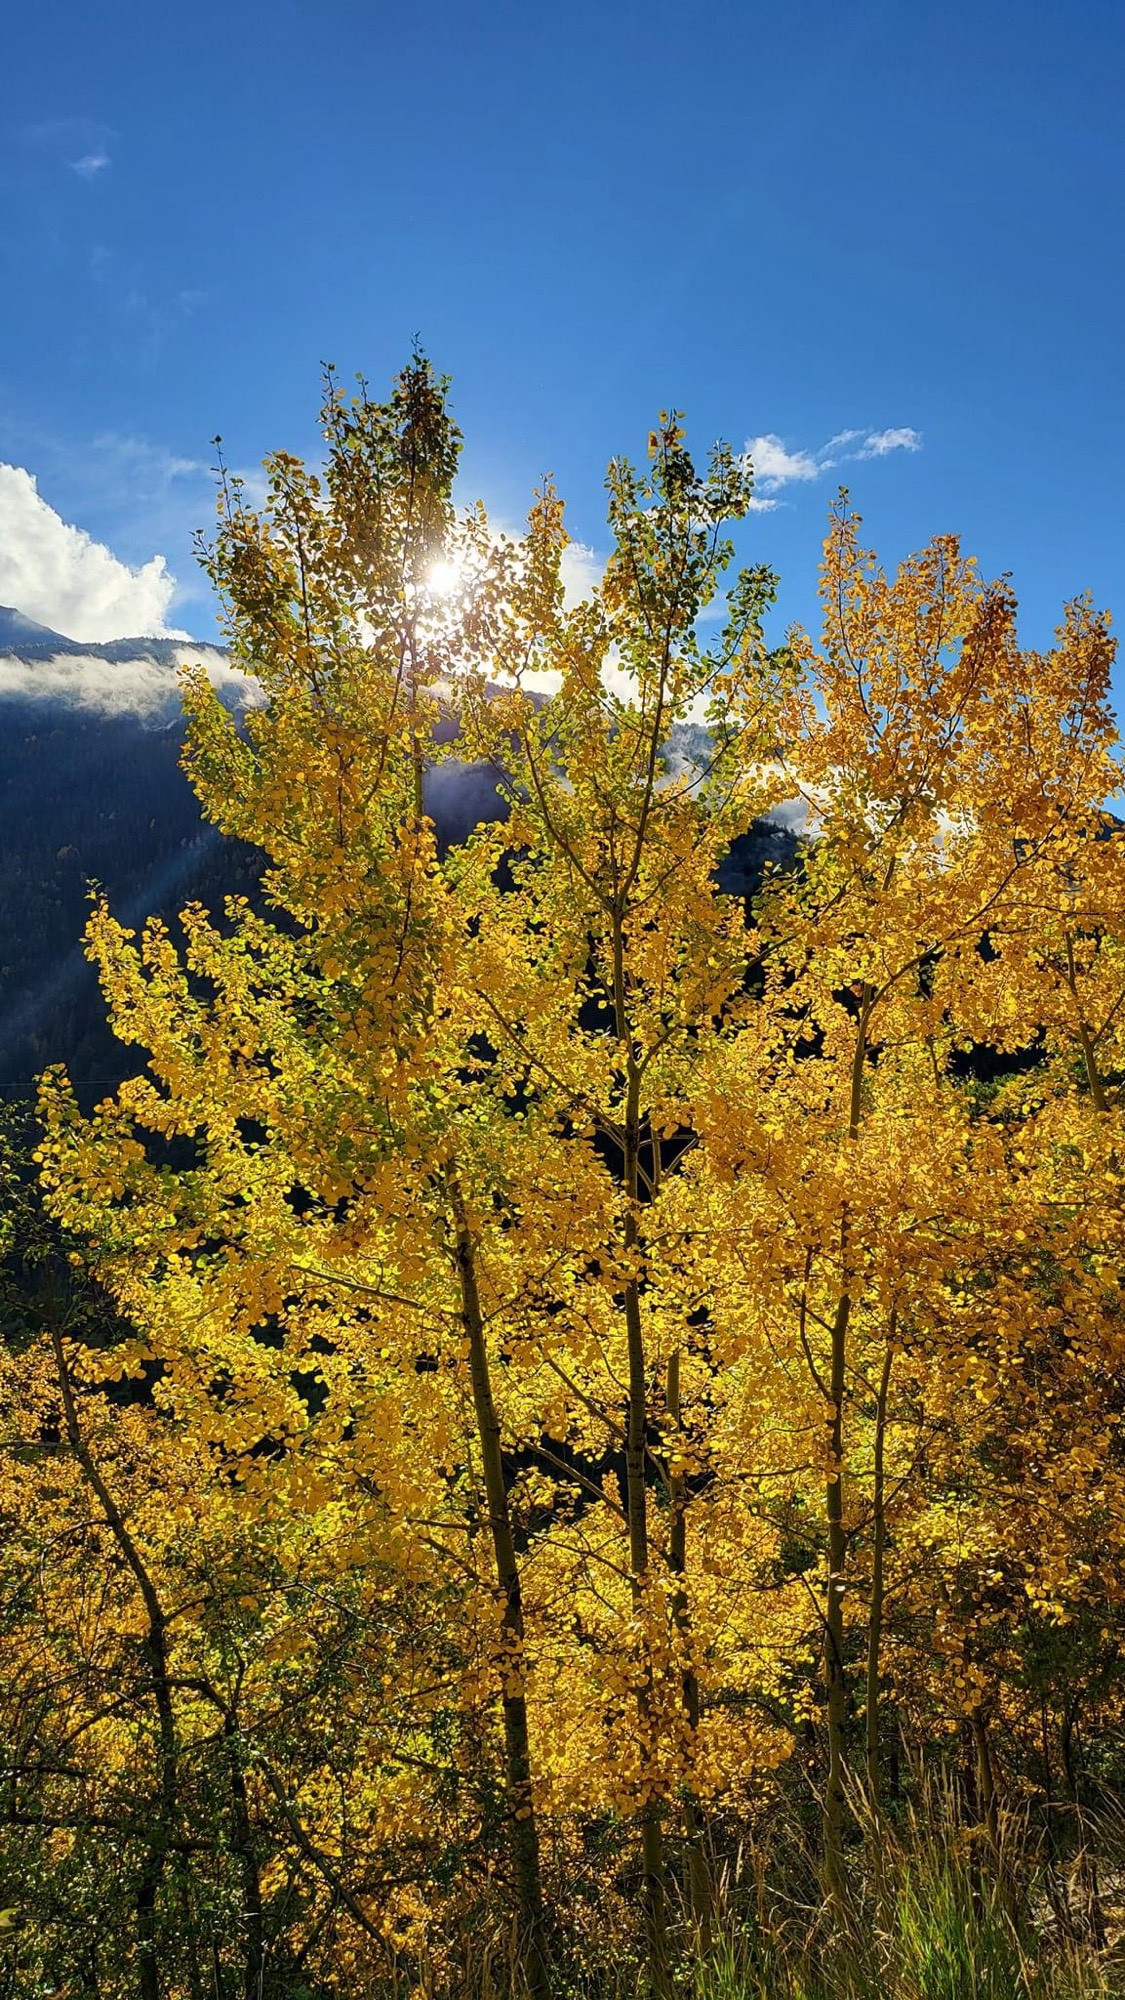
[4,356,1125,1999]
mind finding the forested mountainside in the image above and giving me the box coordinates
[0,610,260,1084]
[0,704,263,1083]
[0,615,797,1084]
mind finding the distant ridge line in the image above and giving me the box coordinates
[0,604,225,664]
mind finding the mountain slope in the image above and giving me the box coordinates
[0,606,75,648]
[0,615,261,1082]
[0,610,796,1086]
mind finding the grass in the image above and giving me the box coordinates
[674,1810,1125,2000]
[385,1799,1125,2000]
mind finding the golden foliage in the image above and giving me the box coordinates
[6,360,1125,1994]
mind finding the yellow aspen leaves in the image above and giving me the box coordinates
[9,362,1125,1986]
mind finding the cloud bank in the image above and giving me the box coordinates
[744,425,921,510]
[0,465,185,641]
[0,647,259,723]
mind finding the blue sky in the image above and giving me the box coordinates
[2,0,1123,676]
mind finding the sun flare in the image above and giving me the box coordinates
[424,556,465,598]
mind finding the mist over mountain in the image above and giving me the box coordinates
[0,605,253,727]
[0,611,796,1086]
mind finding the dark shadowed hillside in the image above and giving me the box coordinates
[0,704,263,1084]
[0,619,260,1084]
[0,621,798,1085]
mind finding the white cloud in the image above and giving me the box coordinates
[0,465,186,641]
[70,150,110,179]
[745,436,825,491]
[559,538,603,606]
[20,118,116,177]
[0,647,259,722]
[857,426,922,458]
[742,424,923,505]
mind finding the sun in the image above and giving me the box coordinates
[424,556,465,599]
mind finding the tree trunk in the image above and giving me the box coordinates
[219,1708,265,2000]
[1065,930,1111,1118]
[448,1179,550,2000]
[622,1083,669,1994]
[666,1348,711,1949]
[44,1271,177,2000]
[822,1000,870,1911]
[1060,1706,1107,1949]
[864,1330,895,1811]
[973,1708,999,1858]
[624,1210,668,1988]
[1041,1700,1070,1936]
[823,1278,851,1911]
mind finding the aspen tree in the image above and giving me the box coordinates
[27,371,1125,1986]
[454,420,785,1983]
[695,502,1123,1903]
[38,357,562,1992]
